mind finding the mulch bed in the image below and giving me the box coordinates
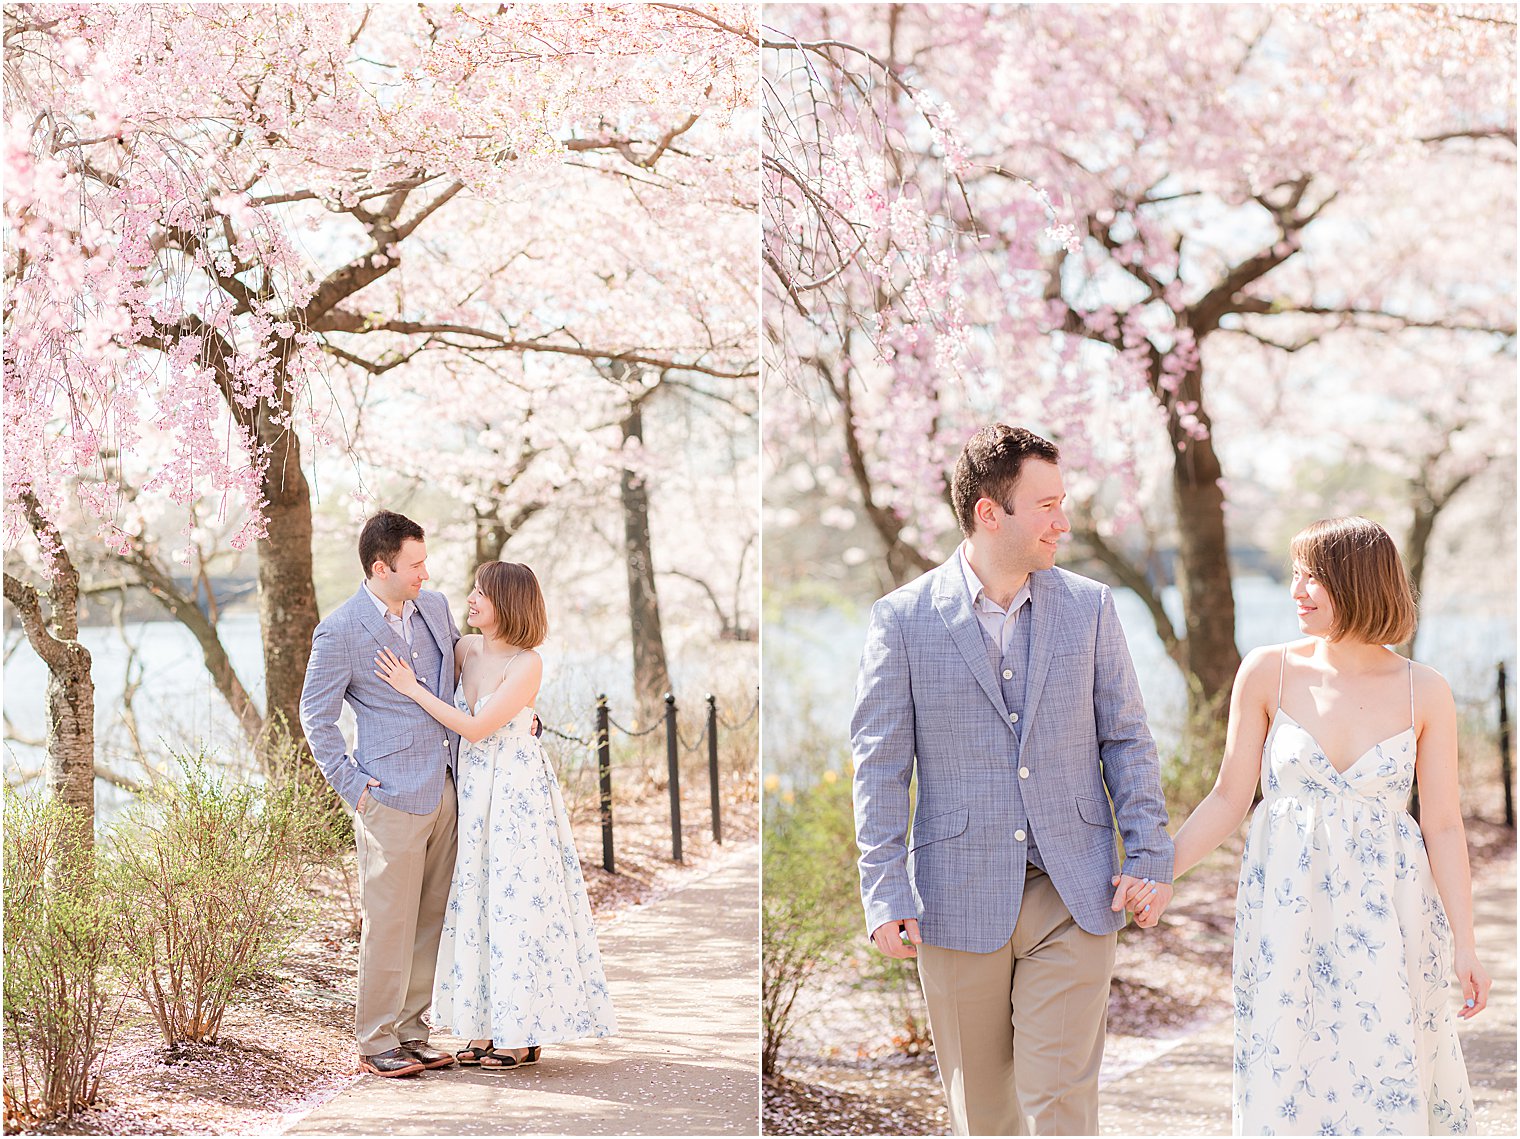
[764,1070,943,1137]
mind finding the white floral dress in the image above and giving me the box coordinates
[431,687,616,1048]
[1233,653,1472,1135]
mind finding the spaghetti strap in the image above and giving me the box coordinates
[1406,657,1415,731]
[1277,646,1287,711]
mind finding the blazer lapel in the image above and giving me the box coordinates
[1020,569,1066,731]
[352,587,399,651]
[931,560,1011,725]
[412,592,455,691]
[413,592,448,657]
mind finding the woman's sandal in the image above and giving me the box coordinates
[479,1045,541,1070]
[455,1044,493,1066]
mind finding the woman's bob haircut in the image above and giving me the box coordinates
[1289,517,1417,646]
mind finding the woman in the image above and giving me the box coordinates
[1142,517,1489,1135]
[374,561,616,1069]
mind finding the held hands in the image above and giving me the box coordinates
[374,647,423,696]
[1111,874,1173,929]
[1454,948,1491,1019]
[871,918,922,959]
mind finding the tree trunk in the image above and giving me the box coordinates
[4,499,95,851]
[1167,364,1241,752]
[44,653,95,834]
[620,400,673,727]
[472,497,547,570]
[255,400,320,786]
[1402,468,1474,657]
[474,503,510,571]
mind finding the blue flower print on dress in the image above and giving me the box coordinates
[430,686,616,1048]
[1232,707,1472,1135]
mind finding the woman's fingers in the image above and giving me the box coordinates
[1458,969,1488,1018]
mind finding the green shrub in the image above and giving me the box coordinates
[110,750,327,1047]
[761,770,860,1077]
[2,790,124,1126]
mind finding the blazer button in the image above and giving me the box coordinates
[1014,828,1026,841]
[1009,712,1020,724]
[1003,669,1013,680]
[1019,766,1030,779]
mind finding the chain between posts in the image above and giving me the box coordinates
[718,688,759,730]
[541,723,597,747]
[606,715,663,738]
[577,688,755,870]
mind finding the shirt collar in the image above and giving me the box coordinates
[958,542,1031,617]
[363,581,415,623]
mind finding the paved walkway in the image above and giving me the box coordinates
[286,843,759,1136]
[1099,849,1517,1135]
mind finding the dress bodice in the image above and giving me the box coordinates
[1260,708,1417,815]
[453,683,537,742]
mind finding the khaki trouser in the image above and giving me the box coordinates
[918,865,1117,1136]
[352,774,458,1054]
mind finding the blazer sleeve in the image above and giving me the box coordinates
[850,597,919,938]
[1092,586,1175,883]
[299,618,369,809]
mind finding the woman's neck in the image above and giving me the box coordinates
[1310,636,1395,673]
[483,629,525,656]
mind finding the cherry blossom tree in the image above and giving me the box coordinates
[5,3,758,797]
[763,3,1515,740]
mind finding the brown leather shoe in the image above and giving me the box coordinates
[400,1040,456,1069]
[358,1047,425,1077]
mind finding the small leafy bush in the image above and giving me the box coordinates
[2,790,124,1126]
[110,750,327,1047]
[761,769,859,1077]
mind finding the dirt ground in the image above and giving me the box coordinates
[762,817,1517,1136]
[9,782,757,1137]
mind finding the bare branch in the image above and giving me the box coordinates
[312,315,758,378]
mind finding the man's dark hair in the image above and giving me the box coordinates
[950,425,1060,538]
[358,511,425,578]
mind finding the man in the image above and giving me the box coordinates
[851,425,1175,1135]
[300,511,462,1078]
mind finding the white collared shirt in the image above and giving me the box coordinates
[363,581,416,646]
[959,542,1031,658]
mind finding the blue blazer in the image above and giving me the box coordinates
[299,585,461,814]
[851,560,1173,951]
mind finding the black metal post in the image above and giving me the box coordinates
[1500,662,1513,829]
[597,695,614,873]
[665,693,683,862]
[707,693,722,844]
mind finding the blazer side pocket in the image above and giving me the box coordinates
[359,732,413,764]
[909,805,969,850]
[1075,794,1115,829]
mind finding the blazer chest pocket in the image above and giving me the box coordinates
[360,732,412,763]
[1075,794,1114,829]
[909,805,969,851]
